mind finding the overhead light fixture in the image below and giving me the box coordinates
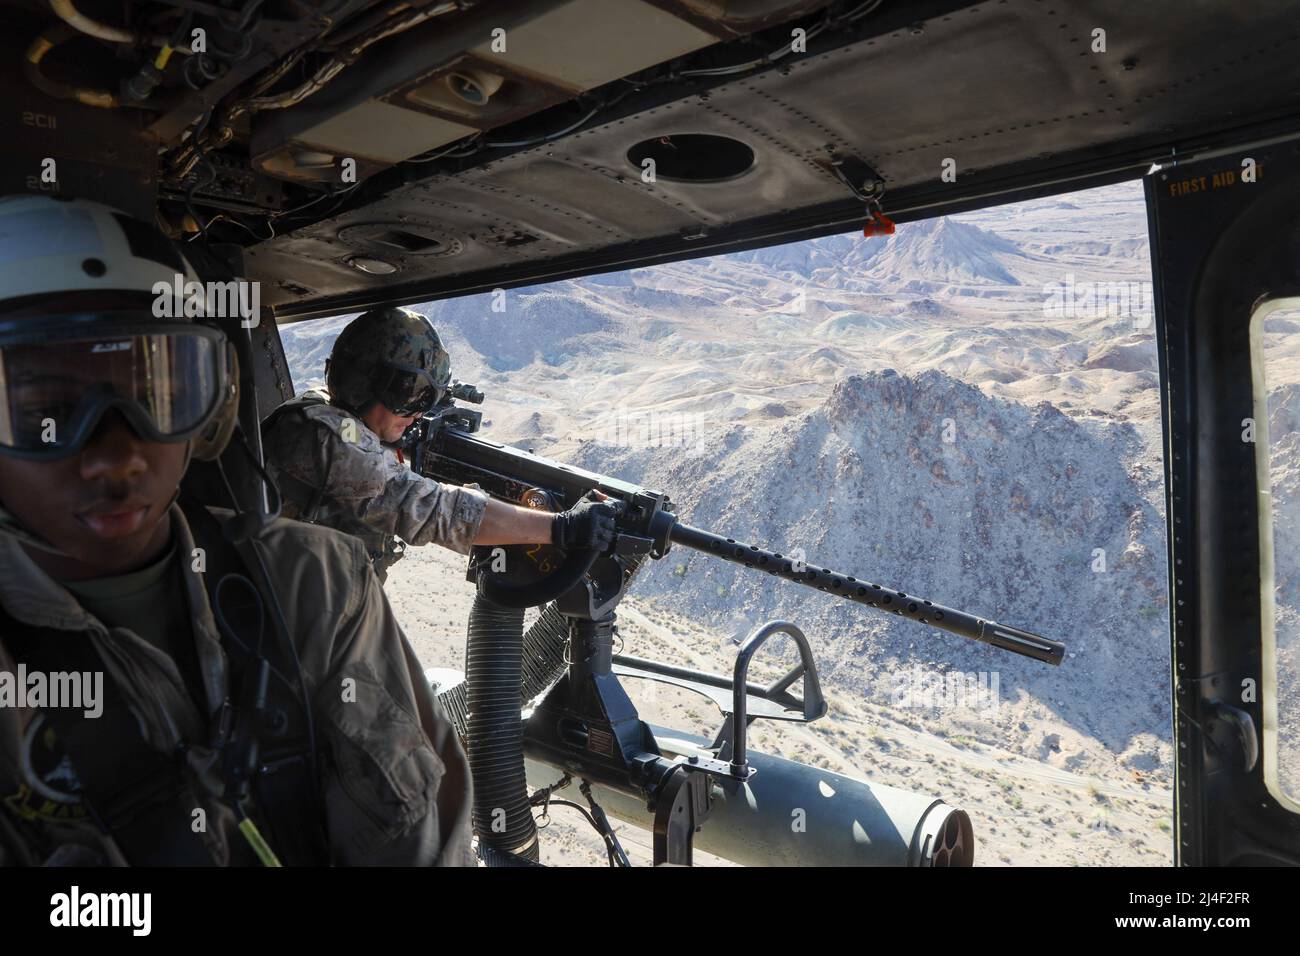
[347,256,399,275]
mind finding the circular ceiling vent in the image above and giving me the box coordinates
[626,134,755,183]
[337,222,463,259]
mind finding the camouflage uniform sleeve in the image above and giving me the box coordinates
[354,457,489,555]
[313,539,475,866]
[269,404,489,554]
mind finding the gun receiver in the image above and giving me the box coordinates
[402,391,1064,666]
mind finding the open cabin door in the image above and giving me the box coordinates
[1147,136,1300,865]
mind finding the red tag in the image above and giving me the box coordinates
[864,207,895,236]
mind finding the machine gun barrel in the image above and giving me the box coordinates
[403,408,1064,665]
[669,522,1064,666]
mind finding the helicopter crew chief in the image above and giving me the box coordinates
[0,195,466,866]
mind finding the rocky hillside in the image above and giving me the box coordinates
[558,366,1169,761]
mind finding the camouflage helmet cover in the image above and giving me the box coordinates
[326,306,450,415]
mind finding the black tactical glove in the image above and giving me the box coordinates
[551,493,624,550]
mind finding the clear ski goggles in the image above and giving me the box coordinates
[0,313,232,460]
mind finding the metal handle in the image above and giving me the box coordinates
[730,621,824,777]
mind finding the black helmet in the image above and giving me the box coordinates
[325,306,450,415]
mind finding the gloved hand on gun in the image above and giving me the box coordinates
[551,491,625,551]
